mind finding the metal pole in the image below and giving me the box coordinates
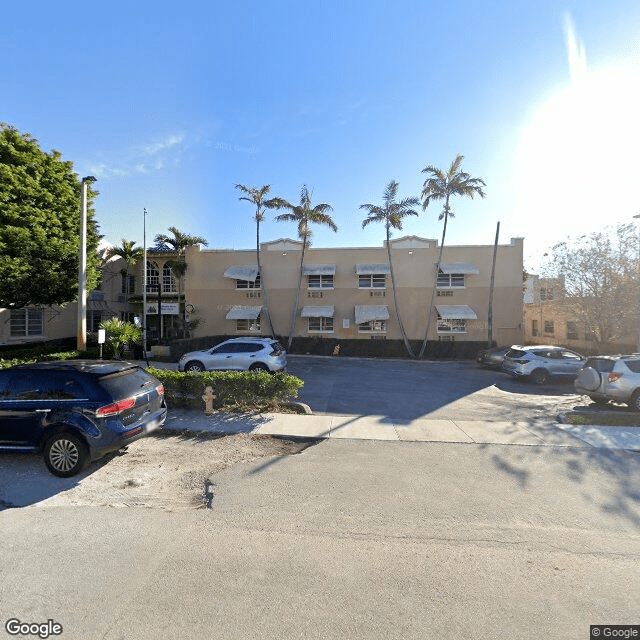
[77,176,96,351]
[143,208,148,362]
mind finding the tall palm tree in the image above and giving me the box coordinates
[418,154,486,358]
[235,184,287,337]
[361,181,419,358]
[104,239,143,310]
[153,227,208,338]
[275,185,337,350]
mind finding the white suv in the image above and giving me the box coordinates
[501,345,585,385]
[574,355,640,410]
[178,338,287,373]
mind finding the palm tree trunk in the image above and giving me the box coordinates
[256,221,276,338]
[287,240,306,351]
[387,226,415,358]
[418,198,450,358]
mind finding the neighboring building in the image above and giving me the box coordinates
[181,236,524,345]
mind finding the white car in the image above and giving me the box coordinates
[501,345,585,385]
[178,338,287,373]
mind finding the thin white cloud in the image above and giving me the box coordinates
[138,134,185,157]
[564,13,587,81]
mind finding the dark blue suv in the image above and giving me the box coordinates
[0,361,167,477]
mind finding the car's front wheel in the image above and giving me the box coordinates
[249,363,269,372]
[628,390,640,412]
[184,361,205,372]
[530,368,549,385]
[44,432,89,477]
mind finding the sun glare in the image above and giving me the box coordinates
[514,64,640,261]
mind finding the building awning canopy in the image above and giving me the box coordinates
[223,265,259,281]
[355,305,390,324]
[435,305,477,320]
[301,305,335,318]
[439,263,479,275]
[225,306,262,320]
[355,263,390,275]
[303,264,336,276]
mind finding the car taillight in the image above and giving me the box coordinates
[96,398,136,417]
[156,384,164,396]
[608,373,622,383]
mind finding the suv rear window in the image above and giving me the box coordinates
[623,358,640,373]
[97,368,157,400]
[506,349,526,358]
[585,358,615,372]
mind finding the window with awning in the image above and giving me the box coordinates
[435,305,476,334]
[223,265,260,288]
[301,306,335,317]
[355,305,389,324]
[225,306,262,320]
[437,263,479,289]
[356,264,389,288]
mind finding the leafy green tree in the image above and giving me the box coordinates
[104,239,143,307]
[275,186,337,350]
[99,317,142,359]
[0,124,101,308]
[361,180,420,357]
[235,184,287,337]
[419,154,486,358]
[153,227,208,338]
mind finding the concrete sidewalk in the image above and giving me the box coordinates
[164,409,640,452]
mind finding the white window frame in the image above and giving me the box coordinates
[236,273,261,290]
[308,317,334,333]
[307,274,334,289]
[436,270,465,289]
[437,317,467,334]
[162,265,177,293]
[358,319,387,333]
[10,308,43,337]
[146,261,160,292]
[358,274,386,289]
[544,320,555,334]
[236,317,261,332]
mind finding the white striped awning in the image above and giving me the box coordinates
[435,305,477,320]
[301,306,335,318]
[355,263,390,275]
[225,306,262,320]
[303,264,336,276]
[223,265,259,281]
[355,305,390,324]
[439,263,479,275]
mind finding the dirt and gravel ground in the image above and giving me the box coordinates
[0,431,316,512]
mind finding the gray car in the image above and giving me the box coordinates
[574,355,640,410]
[178,337,287,373]
[502,345,585,385]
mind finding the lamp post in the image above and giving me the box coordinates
[77,175,96,351]
[634,213,640,353]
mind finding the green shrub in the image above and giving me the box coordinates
[147,368,304,411]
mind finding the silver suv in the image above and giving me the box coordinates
[502,345,585,385]
[574,355,640,410]
[178,338,286,373]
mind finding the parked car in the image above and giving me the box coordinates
[0,361,166,477]
[501,345,585,385]
[178,337,287,373]
[574,355,640,410]
[476,346,510,369]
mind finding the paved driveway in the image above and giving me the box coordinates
[287,355,581,424]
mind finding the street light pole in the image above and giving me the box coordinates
[634,213,640,353]
[143,208,148,361]
[77,175,96,351]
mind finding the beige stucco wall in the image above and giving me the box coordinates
[184,236,524,345]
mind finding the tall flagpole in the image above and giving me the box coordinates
[143,208,148,362]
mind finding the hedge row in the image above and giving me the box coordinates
[147,368,304,411]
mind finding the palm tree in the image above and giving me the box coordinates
[153,227,208,338]
[275,185,337,350]
[235,184,287,337]
[418,154,486,358]
[361,181,420,358]
[104,239,143,310]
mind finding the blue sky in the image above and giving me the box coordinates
[4,1,640,271]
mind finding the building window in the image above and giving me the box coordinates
[10,309,43,337]
[437,317,467,334]
[539,288,553,301]
[236,317,261,332]
[236,273,261,289]
[436,270,465,288]
[121,273,135,294]
[88,311,102,333]
[308,317,334,333]
[544,320,554,334]
[532,319,539,337]
[146,261,159,292]
[358,320,387,333]
[358,274,386,289]
[162,265,177,293]
[567,321,578,340]
[308,274,334,289]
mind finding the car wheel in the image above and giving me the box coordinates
[628,390,640,412]
[530,369,549,385]
[185,361,204,372]
[249,363,269,372]
[588,396,610,406]
[44,432,89,477]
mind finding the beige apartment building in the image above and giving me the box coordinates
[181,235,524,345]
